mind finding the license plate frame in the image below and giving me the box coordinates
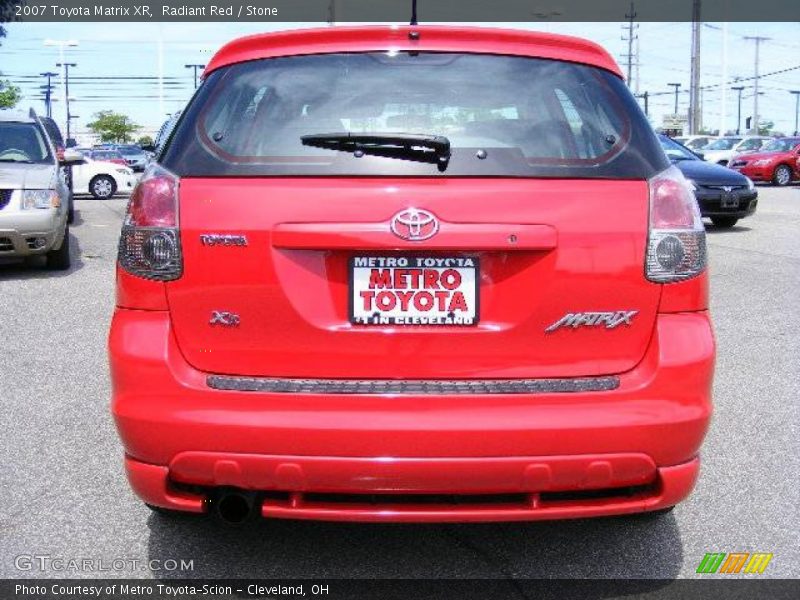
[720,193,740,209]
[348,255,479,327]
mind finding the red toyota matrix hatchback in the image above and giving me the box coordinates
[110,26,714,524]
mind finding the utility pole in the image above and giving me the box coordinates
[42,39,78,136]
[688,0,702,135]
[732,86,745,135]
[39,71,58,117]
[622,2,638,88]
[744,36,770,134]
[668,83,682,115]
[791,90,800,136]
[327,0,336,25]
[720,22,728,135]
[184,64,205,89]
[56,62,76,140]
[635,35,641,96]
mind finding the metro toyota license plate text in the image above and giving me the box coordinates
[350,256,478,326]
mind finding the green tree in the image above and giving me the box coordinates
[0,1,24,108]
[137,135,154,147]
[87,110,140,143]
[758,120,775,136]
[0,79,20,108]
[1,1,25,43]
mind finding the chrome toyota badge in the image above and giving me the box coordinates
[390,208,439,241]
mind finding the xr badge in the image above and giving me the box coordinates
[210,311,241,327]
[545,310,638,333]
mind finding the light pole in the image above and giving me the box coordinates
[791,91,800,136]
[184,64,205,89]
[668,83,682,115]
[56,62,77,140]
[43,39,78,134]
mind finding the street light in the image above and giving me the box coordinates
[184,64,206,89]
[668,83,682,115]
[43,40,78,135]
[732,86,745,135]
[791,91,800,136]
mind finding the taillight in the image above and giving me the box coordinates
[646,165,706,283]
[118,164,182,281]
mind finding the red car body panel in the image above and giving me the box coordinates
[109,25,714,522]
[205,26,622,78]
[730,142,800,182]
[165,178,660,379]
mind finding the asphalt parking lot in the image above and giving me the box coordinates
[1,187,798,582]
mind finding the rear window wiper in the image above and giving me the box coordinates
[301,132,451,171]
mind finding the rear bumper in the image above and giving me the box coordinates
[126,454,699,522]
[110,309,714,521]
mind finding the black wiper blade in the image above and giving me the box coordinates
[301,132,451,170]
[0,158,34,163]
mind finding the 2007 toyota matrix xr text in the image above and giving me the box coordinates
[109,26,715,525]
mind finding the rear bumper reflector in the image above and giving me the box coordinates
[206,374,620,395]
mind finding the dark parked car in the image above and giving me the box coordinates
[658,134,757,229]
[38,115,75,223]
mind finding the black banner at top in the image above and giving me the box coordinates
[4,0,800,23]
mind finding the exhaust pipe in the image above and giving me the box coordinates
[211,488,258,526]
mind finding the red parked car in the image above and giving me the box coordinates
[110,26,715,525]
[729,137,800,186]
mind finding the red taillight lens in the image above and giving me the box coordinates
[646,166,706,283]
[128,169,177,227]
[118,164,182,281]
[649,176,696,229]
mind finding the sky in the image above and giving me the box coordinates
[1,20,799,138]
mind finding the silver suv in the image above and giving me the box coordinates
[0,108,81,270]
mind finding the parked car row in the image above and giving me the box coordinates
[673,135,800,186]
[0,108,139,270]
[90,143,152,172]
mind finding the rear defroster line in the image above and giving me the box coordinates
[206,375,620,395]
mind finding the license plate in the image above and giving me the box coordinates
[349,255,478,326]
[721,194,740,209]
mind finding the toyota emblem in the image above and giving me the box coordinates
[390,208,440,241]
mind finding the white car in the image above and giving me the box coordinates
[702,136,772,166]
[719,136,774,166]
[71,156,137,199]
[674,135,714,151]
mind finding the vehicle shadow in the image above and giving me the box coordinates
[0,229,84,279]
[704,223,752,234]
[147,512,683,590]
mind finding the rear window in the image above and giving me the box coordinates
[162,52,667,178]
